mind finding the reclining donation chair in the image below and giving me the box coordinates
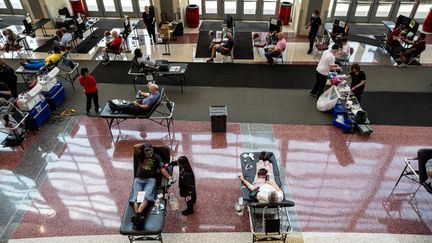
[394,148,432,194]
[240,151,295,243]
[119,145,174,243]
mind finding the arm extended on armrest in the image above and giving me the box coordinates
[249,200,295,208]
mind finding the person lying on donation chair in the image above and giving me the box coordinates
[397,33,426,66]
[133,48,156,68]
[108,83,160,115]
[0,29,19,53]
[264,32,286,65]
[206,33,235,63]
[102,30,123,65]
[254,151,275,182]
[239,168,283,204]
[20,46,64,70]
[129,143,175,226]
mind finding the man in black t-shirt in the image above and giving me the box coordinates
[206,33,235,63]
[142,6,157,44]
[347,63,366,102]
[306,10,322,55]
[129,144,173,224]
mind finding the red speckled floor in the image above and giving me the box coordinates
[5,117,432,239]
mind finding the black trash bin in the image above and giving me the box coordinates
[210,105,227,133]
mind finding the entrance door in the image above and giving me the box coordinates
[0,0,25,15]
[222,0,239,19]
[259,0,277,20]
[369,0,398,22]
[119,0,138,17]
[349,0,374,22]
[202,0,221,19]
[100,0,121,17]
[241,0,258,20]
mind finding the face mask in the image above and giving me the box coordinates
[312,14,316,18]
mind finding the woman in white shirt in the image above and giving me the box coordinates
[336,37,350,62]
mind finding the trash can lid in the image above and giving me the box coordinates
[210,105,227,116]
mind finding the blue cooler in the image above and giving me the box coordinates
[29,100,51,129]
[42,83,65,110]
[332,114,353,133]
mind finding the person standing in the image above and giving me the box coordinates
[142,6,157,44]
[0,59,18,98]
[306,10,322,55]
[346,63,366,102]
[79,67,100,115]
[177,156,196,215]
[310,44,341,97]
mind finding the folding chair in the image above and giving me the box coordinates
[57,51,79,92]
[394,148,432,194]
[0,98,29,149]
[407,53,421,66]
[272,47,285,65]
[314,26,330,59]
[222,46,234,63]
[336,47,354,66]
[253,33,266,57]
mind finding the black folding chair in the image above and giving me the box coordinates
[394,148,432,194]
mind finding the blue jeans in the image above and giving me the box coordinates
[264,51,281,64]
[24,60,45,70]
[128,177,156,203]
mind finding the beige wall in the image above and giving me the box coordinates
[293,0,330,36]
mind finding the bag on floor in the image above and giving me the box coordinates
[317,85,339,112]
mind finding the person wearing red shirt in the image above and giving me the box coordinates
[102,30,123,65]
[79,67,100,115]
[386,24,406,53]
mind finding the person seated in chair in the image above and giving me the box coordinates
[264,32,286,65]
[397,33,426,66]
[133,48,156,69]
[1,29,19,53]
[109,83,160,115]
[20,46,64,70]
[206,33,235,63]
[129,143,174,226]
[239,168,283,204]
[336,37,350,62]
[59,28,73,50]
[102,30,123,65]
[386,24,406,53]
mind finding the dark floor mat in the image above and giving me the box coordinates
[193,31,254,59]
[91,61,317,89]
[194,31,212,58]
[361,92,432,126]
[76,28,107,53]
[199,21,223,31]
[348,34,382,46]
[234,21,268,32]
[0,15,25,26]
[348,24,388,36]
[233,32,253,59]
[33,36,58,52]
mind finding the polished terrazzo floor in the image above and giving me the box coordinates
[1,19,432,243]
[1,117,432,242]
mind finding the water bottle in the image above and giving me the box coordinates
[169,192,178,211]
